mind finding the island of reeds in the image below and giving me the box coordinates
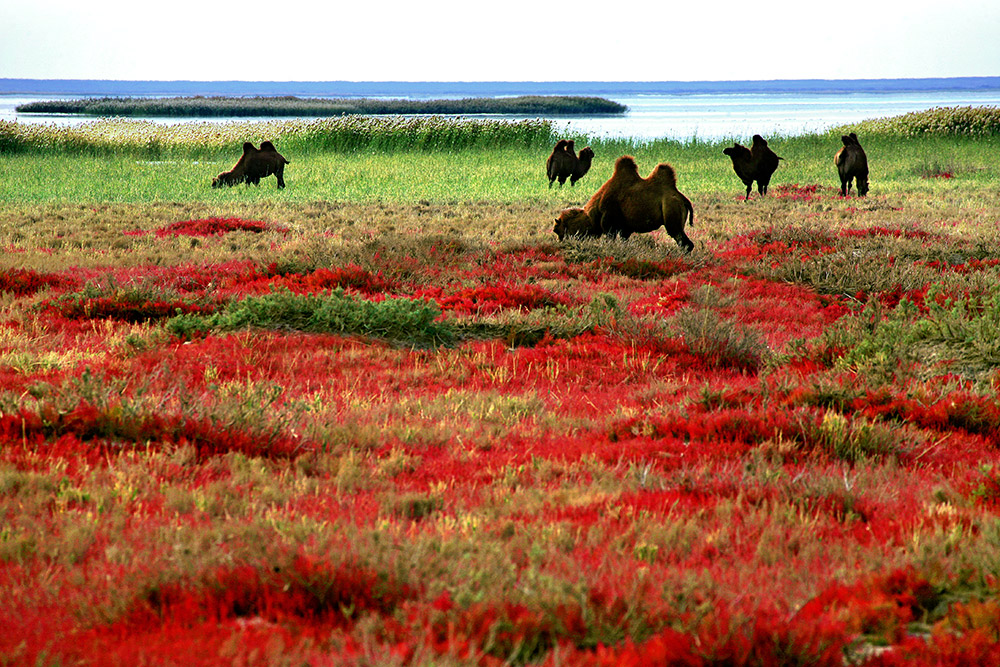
[15,95,627,118]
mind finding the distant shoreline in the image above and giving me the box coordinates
[3,76,1000,98]
[14,95,627,118]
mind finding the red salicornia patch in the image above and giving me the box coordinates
[4,190,1000,666]
[125,217,291,237]
[0,268,77,296]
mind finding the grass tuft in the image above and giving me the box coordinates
[674,307,770,371]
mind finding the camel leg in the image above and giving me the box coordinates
[590,209,605,236]
[672,230,695,253]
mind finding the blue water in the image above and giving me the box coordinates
[3,78,999,141]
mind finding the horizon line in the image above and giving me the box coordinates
[3,75,1000,84]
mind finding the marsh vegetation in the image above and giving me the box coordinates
[2,106,1000,665]
[15,94,628,117]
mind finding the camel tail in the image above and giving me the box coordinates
[683,194,695,227]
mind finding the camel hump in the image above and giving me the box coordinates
[841,133,862,147]
[614,155,640,175]
[242,142,257,153]
[752,134,767,146]
[649,163,677,188]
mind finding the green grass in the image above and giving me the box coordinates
[0,150,584,203]
[1,133,996,205]
[1,107,998,205]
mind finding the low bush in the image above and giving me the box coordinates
[167,288,457,348]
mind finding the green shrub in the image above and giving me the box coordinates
[167,288,456,348]
[823,286,1000,387]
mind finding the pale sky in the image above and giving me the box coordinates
[2,0,998,82]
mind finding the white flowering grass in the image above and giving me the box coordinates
[0,116,558,157]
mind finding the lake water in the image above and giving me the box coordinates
[2,82,1000,141]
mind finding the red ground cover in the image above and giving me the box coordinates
[125,217,291,237]
[3,209,1000,664]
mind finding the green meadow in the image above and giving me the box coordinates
[2,109,998,283]
[0,112,997,205]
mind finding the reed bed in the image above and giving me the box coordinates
[16,95,627,117]
[0,115,559,158]
[839,104,1000,137]
[1,105,997,162]
[2,105,998,160]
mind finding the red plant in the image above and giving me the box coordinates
[1,402,305,463]
[249,264,398,296]
[121,556,418,630]
[795,567,937,644]
[9,197,1000,665]
[140,217,289,237]
[415,283,569,315]
[0,268,77,296]
[46,294,217,321]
